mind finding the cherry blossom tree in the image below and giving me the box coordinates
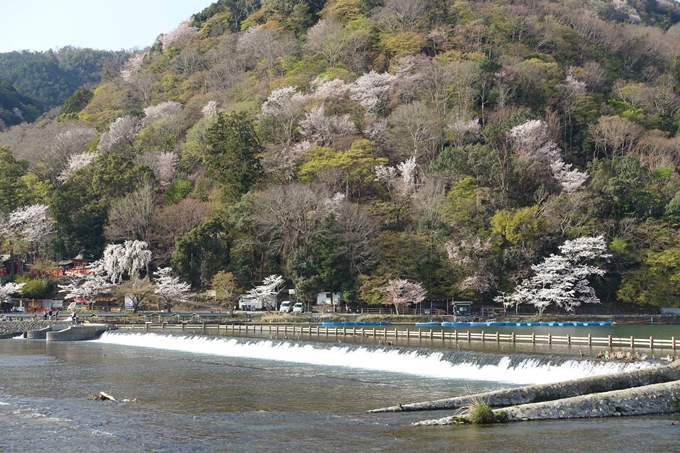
[247,275,285,312]
[58,152,98,183]
[97,115,141,155]
[508,119,588,193]
[59,264,116,311]
[260,86,308,145]
[494,235,611,314]
[4,204,53,245]
[39,127,97,185]
[153,267,191,312]
[298,104,357,145]
[375,156,419,199]
[120,52,147,82]
[159,20,199,48]
[142,101,182,125]
[202,101,218,118]
[350,71,397,113]
[100,240,152,284]
[384,279,427,314]
[0,282,24,303]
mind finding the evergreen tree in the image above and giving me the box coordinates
[204,112,263,202]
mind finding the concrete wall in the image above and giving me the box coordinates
[46,325,110,342]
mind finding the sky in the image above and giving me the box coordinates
[0,0,216,53]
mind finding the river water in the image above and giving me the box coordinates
[0,327,679,452]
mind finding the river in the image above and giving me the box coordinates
[0,326,678,452]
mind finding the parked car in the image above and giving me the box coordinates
[292,302,304,314]
[279,301,292,313]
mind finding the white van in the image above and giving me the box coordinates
[279,301,292,313]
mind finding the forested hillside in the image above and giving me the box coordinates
[0,79,44,128]
[2,0,680,311]
[0,47,128,109]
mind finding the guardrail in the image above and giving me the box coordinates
[116,323,678,350]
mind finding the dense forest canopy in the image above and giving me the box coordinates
[0,47,129,109]
[2,0,680,310]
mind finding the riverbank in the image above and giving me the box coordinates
[0,320,55,337]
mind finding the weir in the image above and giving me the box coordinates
[94,331,652,384]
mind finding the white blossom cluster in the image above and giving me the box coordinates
[375,156,419,199]
[2,204,54,245]
[58,152,98,183]
[59,265,115,305]
[448,118,481,136]
[508,119,588,193]
[247,275,285,309]
[298,104,357,145]
[384,279,427,313]
[101,240,152,284]
[98,115,141,153]
[495,235,611,314]
[323,192,346,214]
[159,20,199,48]
[261,86,309,117]
[156,151,178,187]
[0,282,24,303]
[349,71,397,113]
[143,101,182,125]
[202,100,218,118]
[153,267,191,305]
[121,52,147,82]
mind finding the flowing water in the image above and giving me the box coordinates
[0,330,678,452]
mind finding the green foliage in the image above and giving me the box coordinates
[204,111,263,202]
[0,48,125,109]
[0,79,44,127]
[0,146,29,214]
[164,180,193,205]
[171,216,232,286]
[468,403,496,424]
[298,140,386,199]
[60,88,94,115]
[14,276,52,299]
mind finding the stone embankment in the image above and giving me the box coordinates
[371,360,680,413]
[0,320,55,338]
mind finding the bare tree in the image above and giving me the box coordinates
[589,115,644,159]
[37,127,97,185]
[105,184,156,243]
[249,184,327,257]
[304,20,347,67]
[150,198,209,265]
[387,101,440,161]
[374,0,430,32]
[236,25,295,74]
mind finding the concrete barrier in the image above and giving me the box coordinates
[500,380,680,421]
[46,324,111,342]
[26,327,53,339]
[371,360,680,413]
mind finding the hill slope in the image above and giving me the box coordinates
[0,47,128,109]
[2,0,680,311]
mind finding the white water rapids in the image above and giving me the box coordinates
[93,331,655,385]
